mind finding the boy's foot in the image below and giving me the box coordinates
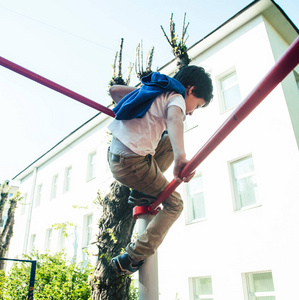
[111,252,144,275]
[128,190,156,206]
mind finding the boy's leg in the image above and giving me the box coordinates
[153,132,174,173]
[128,133,173,206]
[108,136,183,262]
[126,189,183,261]
[127,134,182,261]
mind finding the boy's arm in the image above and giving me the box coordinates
[109,85,137,104]
[167,106,195,183]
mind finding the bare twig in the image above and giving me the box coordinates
[160,12,190,70]
[126,62,134,85]
[112,52,117,78]
[118,38,124,78]
[135,42,155,79]
[181,13,186,41]
[141,40,144,75]
[134,43,140,75]
[146,46,155,72]
[160,25,172,46]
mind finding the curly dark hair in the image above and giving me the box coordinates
[173,65,213,106]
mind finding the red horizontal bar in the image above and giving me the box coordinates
[0,56,116,118]
[1,38,298,216]
[148,36,299,213]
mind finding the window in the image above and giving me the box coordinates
[184,110,199,132]
[1,216,7,228]
[83,214,93,247]
[64,166,72,193]
[35,184,42,207]
[245,271,276,300]
[191,276,213,300]
[87,152,97,181]
[230,155,258,211]
[45,228,53,251]
[186,175,206,223]
[219,70,242,112]
[57,228,66,251]
[21,193,28,215]
[51,175,58,199]
[293,70,299,89]
[29,234,36,252]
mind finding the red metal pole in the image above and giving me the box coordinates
[0,56,116,118]
[148,36,299,213]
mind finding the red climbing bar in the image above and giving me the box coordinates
[0,56,116,118]
[148,36,299,213]
[1,38,298,216]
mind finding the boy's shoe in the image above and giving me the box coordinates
[111,252,144,275]
[128,190,156,206]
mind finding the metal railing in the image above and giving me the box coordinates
[0,257,37,300]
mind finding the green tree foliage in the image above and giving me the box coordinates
[129,282,139,300]
[3,251,92,300]
[0,270,5,299]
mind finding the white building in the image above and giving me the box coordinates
[9,113,112,264]
[9,0,299,299]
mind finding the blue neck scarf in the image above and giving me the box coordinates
[113,72,186,120]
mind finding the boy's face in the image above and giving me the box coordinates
[185,86,206,116]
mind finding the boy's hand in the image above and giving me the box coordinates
[173,157,195,183]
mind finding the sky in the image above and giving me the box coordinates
[0,0,298,185]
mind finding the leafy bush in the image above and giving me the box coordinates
[129,281,139,300]
[4,251,92,300]
[0,270,5,300]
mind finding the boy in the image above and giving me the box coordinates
[107,65,213,274]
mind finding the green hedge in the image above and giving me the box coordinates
[3,251,92,300]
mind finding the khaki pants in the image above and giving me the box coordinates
[108,134,183,261]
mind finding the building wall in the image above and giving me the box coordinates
[264,16,299,148]
[157,13,299,300]
[9,115,114,264]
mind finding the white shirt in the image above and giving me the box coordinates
[108,91,186,156]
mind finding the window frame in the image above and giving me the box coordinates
[45,228,53,252]
[87,151,97,181]
[51,174,59,200]
[185,174,206,224]
[57,227,66,251]
[63,165,72,193]
[82,214,93,247]
[189,276,214,300]
[293,70,299,89]
[184,111,200,132]
[243,271,276,300]
[1,216,7,228]
[35,184,42,207]
[20,193,28,215]
[29,234,36,252]
[217,68,242,113]
[229,154,260,212]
